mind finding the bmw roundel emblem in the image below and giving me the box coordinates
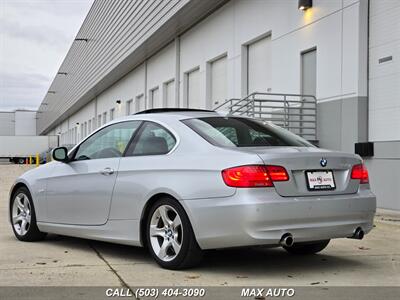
[320,158,327,167]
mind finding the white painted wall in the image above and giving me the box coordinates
[146,42,176,108]
[0,112,15,136]
[54,0,368,146]
[97,63,146,121]
[368,0,400,142]
[14,111,36,136]
[68,101,95,143]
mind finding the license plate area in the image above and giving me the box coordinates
[305,170,336,191]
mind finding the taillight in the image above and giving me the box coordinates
[351,163,369,184]
[221,165,289,188]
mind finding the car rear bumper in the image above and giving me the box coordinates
[181,187,376,250]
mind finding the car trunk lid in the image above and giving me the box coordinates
[237,147,361,197]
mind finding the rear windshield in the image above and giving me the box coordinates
[182,117,313,147]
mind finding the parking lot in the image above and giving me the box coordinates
[1,164,399,287]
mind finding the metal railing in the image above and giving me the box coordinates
[214,92,317,142]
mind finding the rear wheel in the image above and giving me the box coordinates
[146,198,203,269]
[10,187,46,241]
[283,240,330,255]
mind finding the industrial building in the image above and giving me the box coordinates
[37,0,399,210]
[0,110,37,136]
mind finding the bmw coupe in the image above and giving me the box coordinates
[9,109,376,269]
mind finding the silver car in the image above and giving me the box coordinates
[9,109,376,269]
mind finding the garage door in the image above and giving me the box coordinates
[210,56,227,107]
[248,36,272,94]
[165,80,175,108]
[150,87,161,108]
[301,49,316,96]
[135,94,145,112]
[187,68,201,108]
[368,0,400,141]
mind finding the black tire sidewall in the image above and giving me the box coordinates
[10,187,44,241]
[146,198,196,269]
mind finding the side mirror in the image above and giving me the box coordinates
[52,147,69,162]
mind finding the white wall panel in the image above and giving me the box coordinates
[0,112,14,136]
[150,87,161,108]
[68,101,95,143]
[49,0,367,132]
[147,42,176,108]
[97,63,145,122]
[164,80,176,108]
[186,68,201,108]
[135,94,145,112]
[210,55,227,104]
[14,111,36,136]
[248,36,272,94]
[369,0,400,141]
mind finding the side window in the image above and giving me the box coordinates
[126,122,176,156]
[74,121,141,160]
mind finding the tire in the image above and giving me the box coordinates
[283,240,330,255]
[18,158,25,164]
[10,187,46,242]
[146,197,203,269]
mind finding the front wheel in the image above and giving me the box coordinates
[146,198,203,269]
[10,187,46,241]
[283,240,330,255]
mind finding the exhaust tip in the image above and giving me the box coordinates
[280,233,294,247]
[351,227,365,240]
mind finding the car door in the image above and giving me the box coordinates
[45,121,142,225]
[109,121,177,220]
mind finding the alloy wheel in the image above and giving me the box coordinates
[149,205,183,262]
[12,193,31,236]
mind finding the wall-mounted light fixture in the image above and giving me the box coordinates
[48,91,56,94]
[57,72,68,75]
[116,100,121,104]
[75,38,89,42]
[76,122,80,126]
[298,0,312,11]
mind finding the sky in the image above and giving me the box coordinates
[0,0,94,111]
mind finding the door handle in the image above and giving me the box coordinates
[100,167,114,176]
